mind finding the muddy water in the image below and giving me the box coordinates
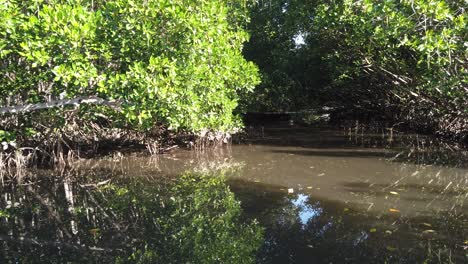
[1,127,467,263]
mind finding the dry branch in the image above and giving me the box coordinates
[0,96,122,115]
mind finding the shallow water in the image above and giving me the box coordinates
[1,126,467,263]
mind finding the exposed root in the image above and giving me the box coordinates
[0,149,37,183]
[1,108,240,174]
[194,129,232,151]
[146,139,162,155]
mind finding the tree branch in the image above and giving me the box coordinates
[0,96,122,115]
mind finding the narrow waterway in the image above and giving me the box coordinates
[1,126,467,263]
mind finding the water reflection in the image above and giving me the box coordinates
[1,126,467,263]
[0,172,263,263]
[291,194,322,227]
[229,180,467,263]
[246,126,468,168]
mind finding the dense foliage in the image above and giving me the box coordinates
[242,0,325,112]
[1,0,466,155]
[313,0,467,136]
[243,0,467,138]
[0,0,259,146]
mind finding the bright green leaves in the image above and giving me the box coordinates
[0,129,15,142]
[0,0,259,136]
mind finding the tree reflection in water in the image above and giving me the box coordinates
[229,179,467,264]
[0,151,466,263]
[0,172,263,263]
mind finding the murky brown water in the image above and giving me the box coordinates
[73,127,467,215]
[1,126,467,263]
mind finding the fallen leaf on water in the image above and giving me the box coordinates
[254,180,260,183]
[306,186,313,189]
[389,191,399,195]
[389,208,400,213]
[370,228,377,233]
[385,230,392,235]
[317,173,325,177]
[421,223,432,227]
[343,208,349,212]
[422,230,436,234]
[464,240,468,245]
